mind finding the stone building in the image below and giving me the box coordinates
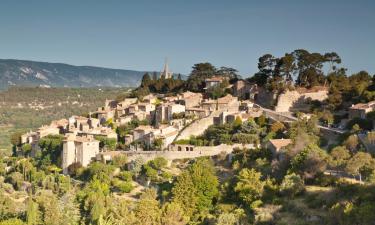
[266,138,292,158]
[202,94,240,112]
[155,103,185,124]
[204,76,226,89]
[232,79,252,99]
[349,101,375,119]
[177,91,203,108]
[62,134,99,174]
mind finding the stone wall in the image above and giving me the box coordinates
[125,143,253,162]
[175,110,223,140]
[274,89,328,112]
[254,87,276,109]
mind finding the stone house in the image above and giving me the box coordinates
[117,98,138,108]
[96,109,115,123]
[62,134,99,174]
[349,101,375,119]
[202,94,240,112]
[37,125,60,138]
[155,103,186,124]
[133,125,154,142]
[177,91,203,108]
[185,107,210,118]
[232,79,253,99]
[142,94,158,104]
[138,102,155,114]
[266,138,292,158]
[204,76,227,89]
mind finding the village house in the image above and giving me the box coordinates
[204,76,227,89]
[266,138,292,158]
[96,108,115,123]
[62,134,99,174]
[117,98,138,108]
[131,124,179,149]
[348,101,375,119]
[155,103,186,124]
[185,107,210,118]
[214,111,252,125]
[133,125,154,142]
[138,102,156,114]
[142,94,158,104]
[202,94,240,112]
[176,91,203,108]
[37,125,60,138]
[232,79,253,99]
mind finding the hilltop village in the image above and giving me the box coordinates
[3,50,375,225]
[18,60,375,175]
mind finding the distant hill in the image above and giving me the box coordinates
[0,59,150,89]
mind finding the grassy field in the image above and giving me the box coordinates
[0,86,132,155]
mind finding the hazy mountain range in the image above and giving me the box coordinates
[0,59,155,89]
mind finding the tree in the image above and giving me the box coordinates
[35,191,63,225]
[59,192,80,225]
[344,135,359,152]
[112,155,127,169]
[329,146,351,170]
[324,52,341,73]
[345,152,375,182]
[10,132,23,147]
[26,198,41,225]
[172,158,218,221]
[161,202,187,225]
[0,218,25,225]
[21,144,32,157]
[149,157,168,171]
[140,73,152,88]
[234,168,264,206]
[134,189,161,225]
[270,121,285,133]
[290,144,328,180]
[217,67,240,82]
[186,63,216,92]
[172,171,197,219]
[7,172,23,190]
[280,173,305,197]
[233,116,243,129]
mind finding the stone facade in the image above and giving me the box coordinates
[62,134,99,174]
[274,87,328,112]
[349,101,375,119]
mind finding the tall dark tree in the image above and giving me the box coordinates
[277,53,296,82]
[140,73,152,88]
[186,63,216,92]
[293,49,326,87]
[324,52,341,73]
[217,67,240,83]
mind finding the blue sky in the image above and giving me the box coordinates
[0,0,374,76]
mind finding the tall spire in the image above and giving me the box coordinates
[160,57,172,79]
[163,58,169,76]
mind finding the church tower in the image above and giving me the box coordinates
[160,58,173,79]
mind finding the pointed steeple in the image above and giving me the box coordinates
[160,58,172,79]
